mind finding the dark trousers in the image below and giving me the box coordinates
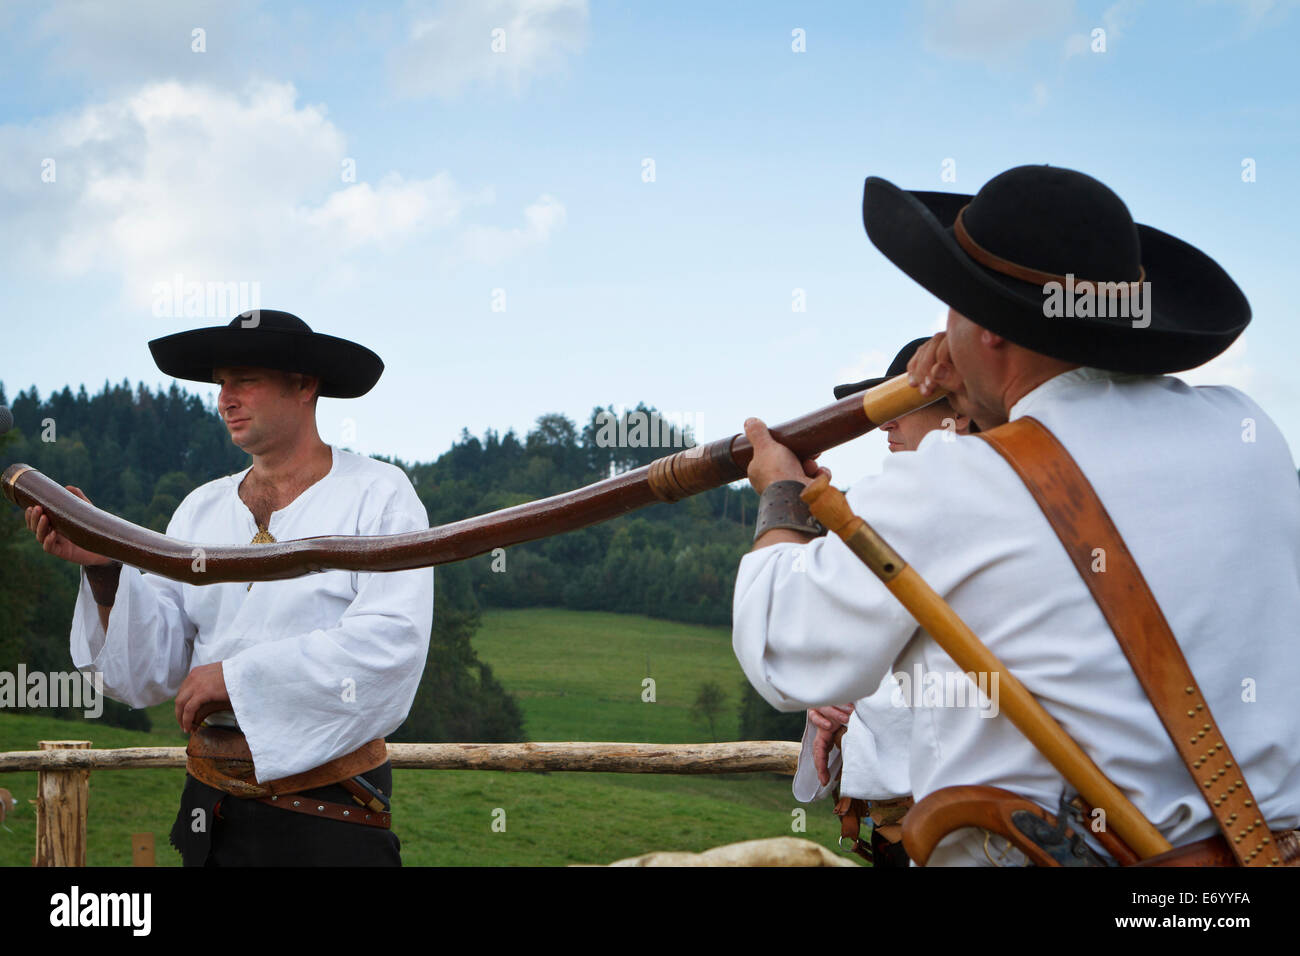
[169,761,401,867]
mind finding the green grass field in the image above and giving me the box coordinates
[0,608,845,866]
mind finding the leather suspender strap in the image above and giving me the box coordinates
[833,795,873,862]
[977,416,1276,867]
[827,723,872,862]
[826,722,912,864]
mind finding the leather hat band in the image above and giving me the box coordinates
[952,205,1146,293]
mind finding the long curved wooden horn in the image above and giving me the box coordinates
[2,375,940,584]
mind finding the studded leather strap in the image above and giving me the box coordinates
[257,793,391,829]
[979,416,1276,867]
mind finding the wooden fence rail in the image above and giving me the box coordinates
[2,739,800,866]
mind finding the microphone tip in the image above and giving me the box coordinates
[0,406,12,435]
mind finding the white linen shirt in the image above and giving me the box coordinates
[736,368,1300,865]
[70,445,434,782]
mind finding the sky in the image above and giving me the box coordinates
[1,0,1297,487]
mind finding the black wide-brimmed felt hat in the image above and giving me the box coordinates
[834,337,932,399]
[148,310,384,398]
[861,165,1250,374]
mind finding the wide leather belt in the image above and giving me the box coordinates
[187,722,391,829]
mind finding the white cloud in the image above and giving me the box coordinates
[1030,80,1050,110]
[304,173,482,249]
[923,0,1075,66]
[455,193,567,264]
[1065,0,1141,58]
[2,82,333,292]
[0,80,561,310]
[1203,0,1300,33]
[1102,0,1142,42]
[1064,33,1092,57]
[30,0,266,89]
[390,0,588,98]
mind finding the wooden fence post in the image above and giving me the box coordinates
[36,740,90,867]
[132,832,155,866]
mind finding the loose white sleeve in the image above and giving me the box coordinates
[69,509,197,708]
[792,714,841,803]
[792,676,914,803]
[731,527,917,712]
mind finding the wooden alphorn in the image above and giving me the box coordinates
[2,374,941,584]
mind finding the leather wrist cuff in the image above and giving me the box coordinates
[84,560,122,607]
[754,480,827,542]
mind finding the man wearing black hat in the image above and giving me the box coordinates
[733,166,1300,865]
[27,310,433,866]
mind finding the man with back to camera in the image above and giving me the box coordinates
[734,165,1300,865]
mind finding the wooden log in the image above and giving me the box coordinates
[36,740,90,867]
[1,741,800,775]
[132,832,155,867]
[385,741,800,774]
[0,746,186,771]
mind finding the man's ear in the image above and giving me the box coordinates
[954,414,974,434]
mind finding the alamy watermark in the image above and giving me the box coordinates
[49,886,150,935]
[1042,275,1150,329]
[592,409,699,449]
[152,274,262,319]
[889,665,999,718]
[0,666,103,718]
